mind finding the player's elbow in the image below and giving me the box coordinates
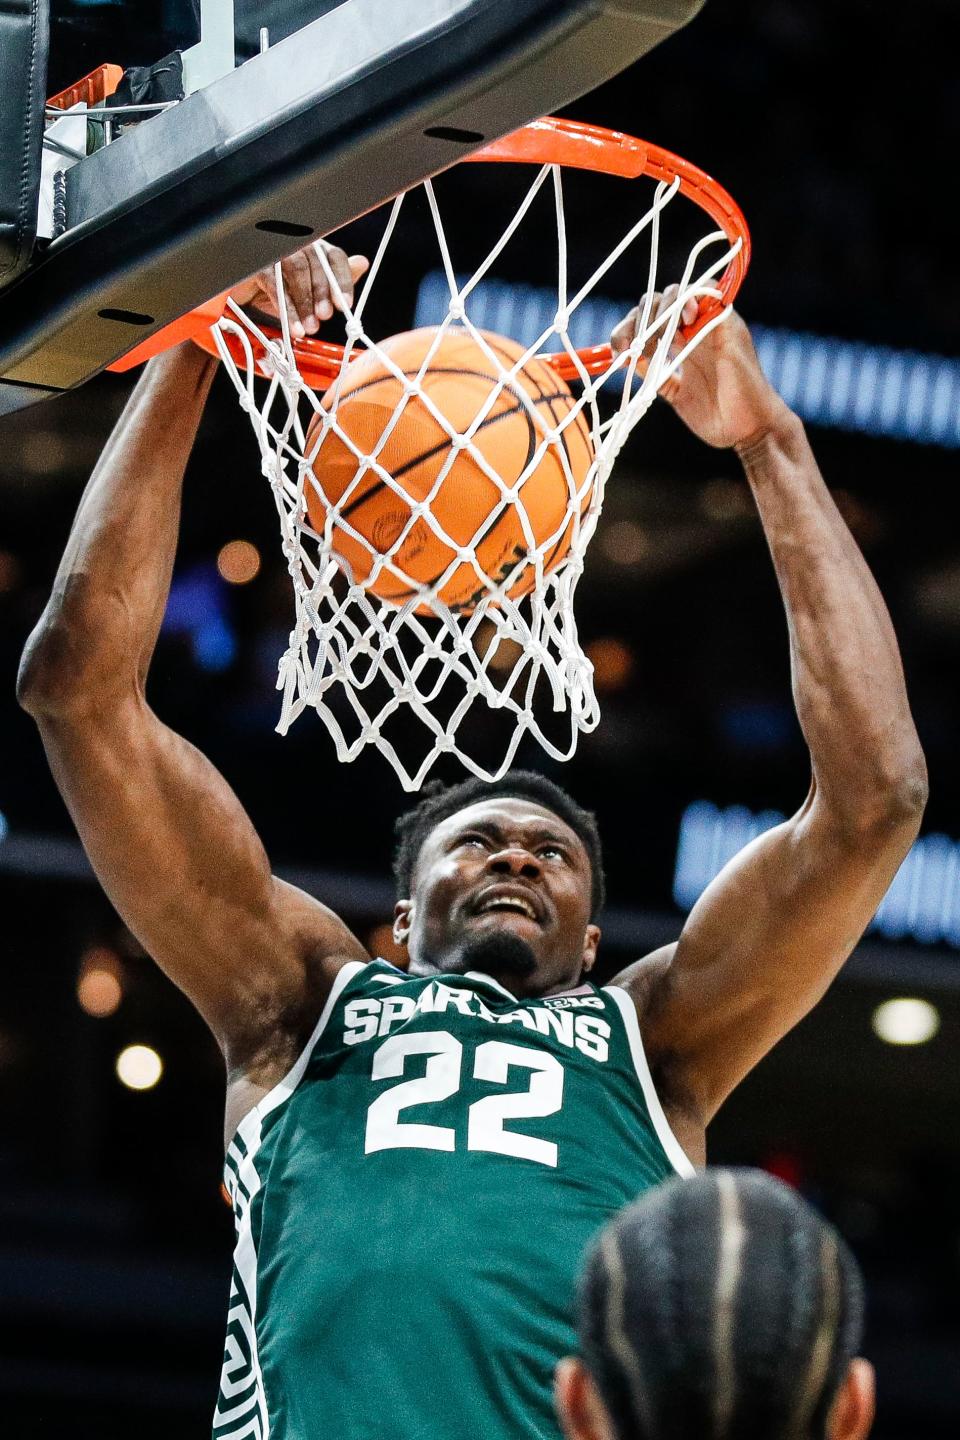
[876,744,929,828]
[814,741,928,844]
[18,576,138,718]
[16,626,62,716]
[882,764,928,832]
[16,620,100,719]
[837,764,928,845]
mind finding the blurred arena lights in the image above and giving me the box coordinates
[163,563,237,672]
[762,1150,805,1189]
[473,621,524,674]
[76,945,123,1018]
[585,637,634,692]
[217,539,261,585]
[115,1044,163,1091]
[20,430,70,476]
[674,800,960,949]
[598,519,649,567]
[872,997,940,1046]
[486,636,524,674]
[0,809,7,842]
[699,479,754,523]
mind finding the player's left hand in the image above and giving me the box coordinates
[231,241,370,340]
[610,286,793,451]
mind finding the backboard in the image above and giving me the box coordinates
[0,0,708,416]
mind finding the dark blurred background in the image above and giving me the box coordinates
[2,1,959,1435]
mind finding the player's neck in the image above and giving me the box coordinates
[407,954,589,1002]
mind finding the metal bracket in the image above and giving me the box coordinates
[180,0,236,95]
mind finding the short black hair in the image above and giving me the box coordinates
[393,770,606,918]
[577,1169,865,1440]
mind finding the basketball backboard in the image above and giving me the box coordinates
[0,0,708,416]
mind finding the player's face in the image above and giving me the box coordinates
[396,797,601,997]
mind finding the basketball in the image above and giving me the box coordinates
[303,326,594,613]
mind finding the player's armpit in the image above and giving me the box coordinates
[33,692,369,1051]
[618,783,923,1125]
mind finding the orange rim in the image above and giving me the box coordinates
[115,117,750,387]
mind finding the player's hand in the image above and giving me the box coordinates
[231,241,370,340]
[610,287,793,451]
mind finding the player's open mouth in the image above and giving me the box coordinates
[472,889,542,922]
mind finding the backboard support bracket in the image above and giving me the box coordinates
[181,0,236,96]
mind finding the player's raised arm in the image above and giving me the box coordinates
[610,292,928,1128]
[17,247,371,1057]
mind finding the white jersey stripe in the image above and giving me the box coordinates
[602,985,696,1177]
[215,960,368,1438]
[216,1388,261,1425]
[214,1109,270,1438]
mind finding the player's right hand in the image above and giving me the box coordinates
[611,285,793,451]
[231,241,370,340]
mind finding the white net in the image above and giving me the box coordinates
[213,157,741,790]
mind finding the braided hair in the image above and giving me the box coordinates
[577,1169,865,1440]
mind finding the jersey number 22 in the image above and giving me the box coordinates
[365,1031,564,1168]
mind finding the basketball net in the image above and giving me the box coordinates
[212,141,743,791]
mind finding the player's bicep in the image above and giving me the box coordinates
[35,694,366,1039]
[639,790,920,1120]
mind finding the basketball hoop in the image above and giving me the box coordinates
[199,118,750,790]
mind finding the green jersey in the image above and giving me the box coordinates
[213,961,692,1440]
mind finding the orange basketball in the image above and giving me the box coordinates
[304,326,594,613]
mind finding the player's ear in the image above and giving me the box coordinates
[827,1358,876,1440]
[393,899,413,947]
[554,1356,614,1440]
[580,924,601,976]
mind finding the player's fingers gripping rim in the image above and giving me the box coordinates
[641,284,696,359]
[610,307,639,359]
[273,249,317,340]
[271,243,370,338]
[302,244,335,328]
[611,285,689,357]
[316,241,359,318]
[610,287,699,398]
[657,290,700,401]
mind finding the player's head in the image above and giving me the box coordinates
[555,1169,874,1440]
[392,771,605,996]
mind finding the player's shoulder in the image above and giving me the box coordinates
[606,943,678,1014]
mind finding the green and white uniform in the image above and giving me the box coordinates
[214,961,692,1440]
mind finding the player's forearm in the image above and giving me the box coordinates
[737,414,927,829]
[18,344,218,713]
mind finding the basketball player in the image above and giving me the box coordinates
[556,1169,874,1440]
[17,243,925,1439]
